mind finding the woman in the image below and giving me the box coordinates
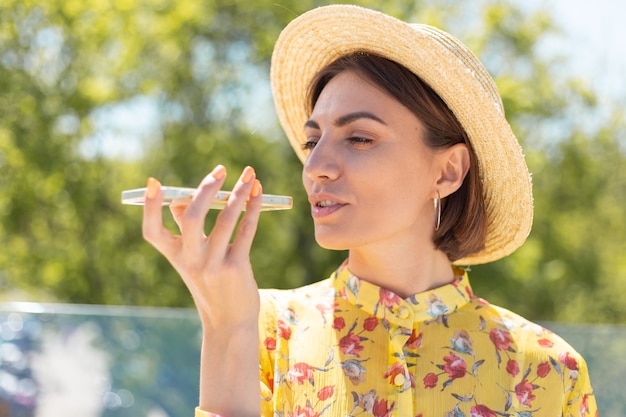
[142,5,597,417]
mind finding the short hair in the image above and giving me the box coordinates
[306,52,487,262]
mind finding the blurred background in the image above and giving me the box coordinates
[0,0,624,416]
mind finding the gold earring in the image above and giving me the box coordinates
[433,191,441,231]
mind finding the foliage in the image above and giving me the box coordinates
[456,3,626,324]
[0,0,624,326]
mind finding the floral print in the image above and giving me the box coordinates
[246,261,597,417]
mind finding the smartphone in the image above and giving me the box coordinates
[121,186,293,211]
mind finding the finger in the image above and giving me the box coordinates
[180,165,227,243]
[142,177,177,255]
[208,166,256,253]
[231,179,263,259]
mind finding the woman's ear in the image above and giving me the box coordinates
[435,143,470,197]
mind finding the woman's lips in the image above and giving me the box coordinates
[311,201,346,218]
[308,194,347,218]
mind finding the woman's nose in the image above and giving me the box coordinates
[302,138,340,183]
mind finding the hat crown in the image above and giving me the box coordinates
[410,23,505,116]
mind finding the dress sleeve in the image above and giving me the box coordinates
[258,290,278,416]
[194,407,226,417]
[563,353,599,416]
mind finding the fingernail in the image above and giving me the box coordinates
[251,179,261,197]
[212,165,226,179]
[146,177,160,198]
[241,166,255,183]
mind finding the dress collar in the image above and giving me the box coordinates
[330,260,474,327]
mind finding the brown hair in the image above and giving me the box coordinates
[306,53,487,262]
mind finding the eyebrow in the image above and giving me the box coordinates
[304,111,387,130]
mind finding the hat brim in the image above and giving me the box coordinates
[270,5,533,265]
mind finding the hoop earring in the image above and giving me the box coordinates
[433,191,442,232]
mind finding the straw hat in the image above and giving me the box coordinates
[270,4,533,265]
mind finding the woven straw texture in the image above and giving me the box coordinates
[270,5,533,265]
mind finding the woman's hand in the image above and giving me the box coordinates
[142,165,264,416]
[141,165,263,330]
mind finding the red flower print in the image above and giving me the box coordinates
[406,330,422,349]
[537,361,551,378]
[581,393,590,416]
[263,337,276,351]
[339,332,365,357]
[423,372,438,389]
[470,404,497,417]
[506,359,520,377]
[379,288,402,309]
[363,316,379,331]
[559,352,579,371]
[292,405,319,417]
[372,398,395,417]
[315,301,337,315]
[465,284,476,299]
[489,328,514,351]
[264,371,274,392]
[475,296,490,306]
[515,378,536,407]
[288,362,315,385]
[317,385,335,401]
[538,338,554,348]
[332,316,346,331]
[384,362,405,384]
[443,353,467,380]
[277,319,291,341]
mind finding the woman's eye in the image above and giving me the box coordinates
[348,136,374,146]
[302,140,318,151]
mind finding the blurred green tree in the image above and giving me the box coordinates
[0,0,624,324]
[456,4,626,324]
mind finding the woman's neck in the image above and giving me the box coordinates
[347,244,454,298]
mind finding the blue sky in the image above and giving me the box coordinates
[532,0,626,104]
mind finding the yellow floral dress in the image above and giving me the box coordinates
[256,261,597,417]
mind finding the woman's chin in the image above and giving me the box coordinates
[314,232,351,251]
